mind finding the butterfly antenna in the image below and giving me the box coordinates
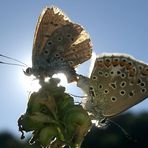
[0,61,27,67]
[109,119,138,143]
[0,54,28,66]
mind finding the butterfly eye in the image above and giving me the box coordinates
[24,67,32,76]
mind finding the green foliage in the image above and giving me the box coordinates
[18,78,91,148]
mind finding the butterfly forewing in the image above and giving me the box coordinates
[32,6,71,61]
[87,54,148,117]
[31,6,92,82]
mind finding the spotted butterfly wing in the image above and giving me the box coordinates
[77,54,148,124]
[26,6,92,83]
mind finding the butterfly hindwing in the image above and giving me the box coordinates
[89,54,148,117]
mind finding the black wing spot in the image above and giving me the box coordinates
[120,81,126,87]
[111,96,117,102]
[120,90,126,96]
[129,91,134,97]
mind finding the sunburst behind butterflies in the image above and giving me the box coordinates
[24,6,92,83]
[77,54,148,126]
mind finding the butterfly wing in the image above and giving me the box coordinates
[88,54,148,118]
[32,6,71,63]
[32,6,92,82]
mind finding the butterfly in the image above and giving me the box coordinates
[24,6,92,83]
[77,53,148,126]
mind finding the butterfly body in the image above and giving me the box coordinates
[77,54,148,125]
[25,6,92,83]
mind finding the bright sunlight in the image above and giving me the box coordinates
[21,72,68,93]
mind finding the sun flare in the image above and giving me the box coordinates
[20,72,68,93]
[52,73,68,86]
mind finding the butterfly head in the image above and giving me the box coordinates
[24,67,33,76]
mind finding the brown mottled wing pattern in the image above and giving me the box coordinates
[63,30,92,67]
[32,6,92,68]
[89,54,148,117]
[32,6,71,63]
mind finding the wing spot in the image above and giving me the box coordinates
[111,96,117,102]
[138,65,143,70]
[120,81,126,87]
[140,82,145,87]
[128,61,133,66]
[109,83,117,89]
[92,76,97,80]
[128,91,134,97]
[141,88,146,93]
[55,53,60,57]
[104,73,109,77]
[44,50,49,55]
[60,58,64,61]
[98,71,103,76]
[117,70,121,75]
[98,84,103,89]
[57,36,62,41]
[89,86,94,90]
[110,71,114,75]
[104,89,109,94]
[121,73,126,78]
[47,41,52,46]
[137,78,142,84]
[105,58,111,63]
[120,90,126,96]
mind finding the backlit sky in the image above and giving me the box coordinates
[0,0,148,136]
